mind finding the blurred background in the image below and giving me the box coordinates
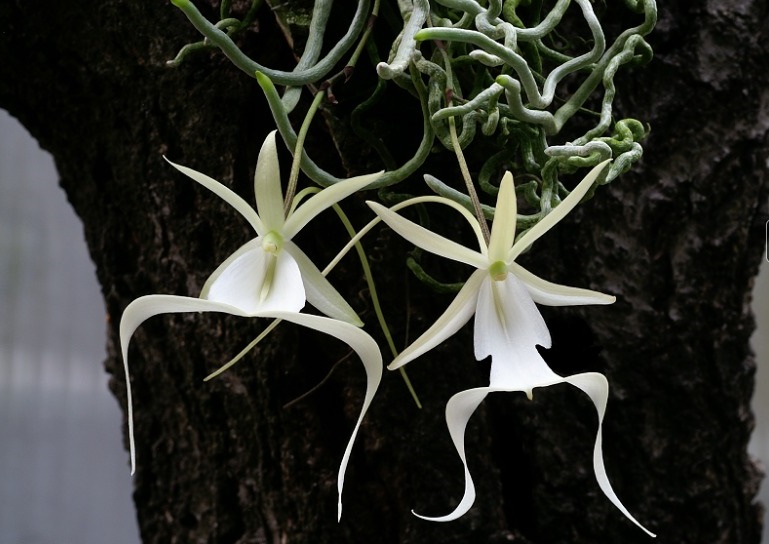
[0,110,140,543]
[0,106,766,543]
[752,253,769,540]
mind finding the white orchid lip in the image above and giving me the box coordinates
[121,131,385,519]
[120,295,382,521]
[368,161,655,537]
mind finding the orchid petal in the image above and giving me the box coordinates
[474,274,554,391]
[509,160,610,262]
[419,179,488,252]
[120,295,254,473]
[487,172,517,261]
[200,239,305,314]
[412,388,488,522]
[368,201,487,269]
[264,311,382,521]
[388,270,485,370]
[283,171,383,240]
[254,130,285,230]
[511,263,616,306]
[324,194,488,277]
[284,240,363,326]
[164,157,265,236]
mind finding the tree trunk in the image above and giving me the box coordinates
[2,1,768,542]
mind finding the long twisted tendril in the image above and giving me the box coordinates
[168,0,656,263]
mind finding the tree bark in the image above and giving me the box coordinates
[2,1,768,543]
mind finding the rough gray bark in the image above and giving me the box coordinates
[2,1,768,543]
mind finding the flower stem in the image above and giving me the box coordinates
[204,319,282,381]
[284,87,326,216]
[281,0,377,215]
[434,29,491,243]
[344,0,380,76]
[448,117,490,244]
[332,203,422,409]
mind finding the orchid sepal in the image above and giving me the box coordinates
[487,171,517,261]
[254,131,285,230]
[284,240,363,326]
[508,160,610,262]
[511,262,616,306]
[164,157,265,235]
[284,170,383,239]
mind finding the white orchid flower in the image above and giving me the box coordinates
[367,161,655,537]
[120,131,383,519]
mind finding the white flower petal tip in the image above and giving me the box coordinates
[510,263,617,307]
[254,130,285,230]
[410,472,477,521]
[406,388,487,522]
[284,170,384,239]
[281,312,382,523]
[163,156,265,235]
[421,381,655,537]
[568,373,655,537]
[367,201,487,269]
[411,505,472,523]
[509,160,611,262]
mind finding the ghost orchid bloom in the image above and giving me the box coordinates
[367,160,655,537]
[120,131,383,520]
